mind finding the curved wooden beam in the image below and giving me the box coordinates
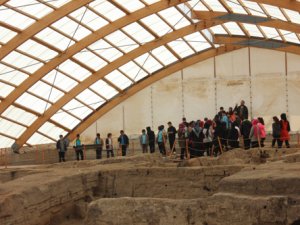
[193,11,300,34]
[213,34,300,54]
[13,20,222,149]
[252,0,300,12]
[0,0,9,5]
[66,46,240,140]
[0,0,187,117]
[0,0,93,60]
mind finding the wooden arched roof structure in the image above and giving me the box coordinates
[0,0,299,149]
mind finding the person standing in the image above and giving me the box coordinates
[56,135,67,162]
[272,116,281,148]
[118,130,129,156]
[234,100,249,120]
[178,121,188,160]
[167,122,177,153]
[240,118,252,150]
[228,121,240,149]
[146,127,155,153]
[140,129,149,153]
[74,134,84,160]
[279,113,291,148]
[157,125,166,156]
[257,117,266,147]
[203,120,213,156]
[249,119,260,148]
[95,133,103,159]
[106,133,114,158]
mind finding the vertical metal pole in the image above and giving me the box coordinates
[248,47,253,119]
[122,106,125,131]
[150,85,154,129]
[214,56,217,114]
[181,70,185,118]
[285,52,289,115]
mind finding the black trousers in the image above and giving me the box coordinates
[169,138,176,152]
[96,148,102,159]
[204,142,212,156]
[244,138,251,150]
[278,140,290,148]
[158,142,166,156]
[121,145,127,156]
[180,147,186,160]
[76,149,84,160]
[149,142,155,153]
[107,149,114,158]
[58,151,65,162]
[272,138,280,147]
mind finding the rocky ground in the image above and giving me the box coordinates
[0,148,300,225]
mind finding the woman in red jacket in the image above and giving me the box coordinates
[279,113,291,148]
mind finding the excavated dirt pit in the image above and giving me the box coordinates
[0,148,300,225]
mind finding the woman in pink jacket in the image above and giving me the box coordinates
[257,117,266,147]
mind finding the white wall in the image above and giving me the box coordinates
[82,48,300,141]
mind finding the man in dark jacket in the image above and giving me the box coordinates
[118,130,129,156]
[167,122,177,153]
[146,127,155,153]
[240,119,252,150]
[56,135,68,162]
[234,100,249,120]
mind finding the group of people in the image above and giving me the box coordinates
[56,100,291,162]
[137,100,291,159]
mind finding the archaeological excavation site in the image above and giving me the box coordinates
[1,0,300,224]
[1,146,300,225]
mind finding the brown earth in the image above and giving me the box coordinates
[0,148,300,225]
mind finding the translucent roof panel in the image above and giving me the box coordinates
[105,30,139,53]
[240,0,266,17]
[141,14,172,37]
[59,60,91,81]
[6,0,54,19]
[51,111,80,130]
[0,26,17,44]
[0,118,26,138]
[2,51,44,73]
[283,9,300,24]
[260,26,281,40]
[0,135,15,148]
[42,70,78,92]
[105,70,133,90]
[0,6,35,30]
[280,30,300,44]
[151,46,178,66]
[35,27,75,51]
[167,39,195,58]
[184,32,212,52]
[76,89,105,110]
[63,99,93,120]
[90,80,118,99]
[89,0,126,21]
[73,49,108,71]
[114,0,145,13]
[119,61,149,81]
[262,4,287,21]
[2,105,37,126]
[202,0,227,12]
[28,81,64,103]
[89,39,124,62]
[224,0,247,14]
[27,132,54,145]
[122,22,155,44]
[158,7,191,30]
[46,0,71,8]
[243,24,264,37]
[224,22,245,36]
[0,82,14,98]
[134,53,163,74]
[70,7,109,31]
[17,40,58,61]
[38,122,67,140]
[16,92,51,114]
[51,17,92,41]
